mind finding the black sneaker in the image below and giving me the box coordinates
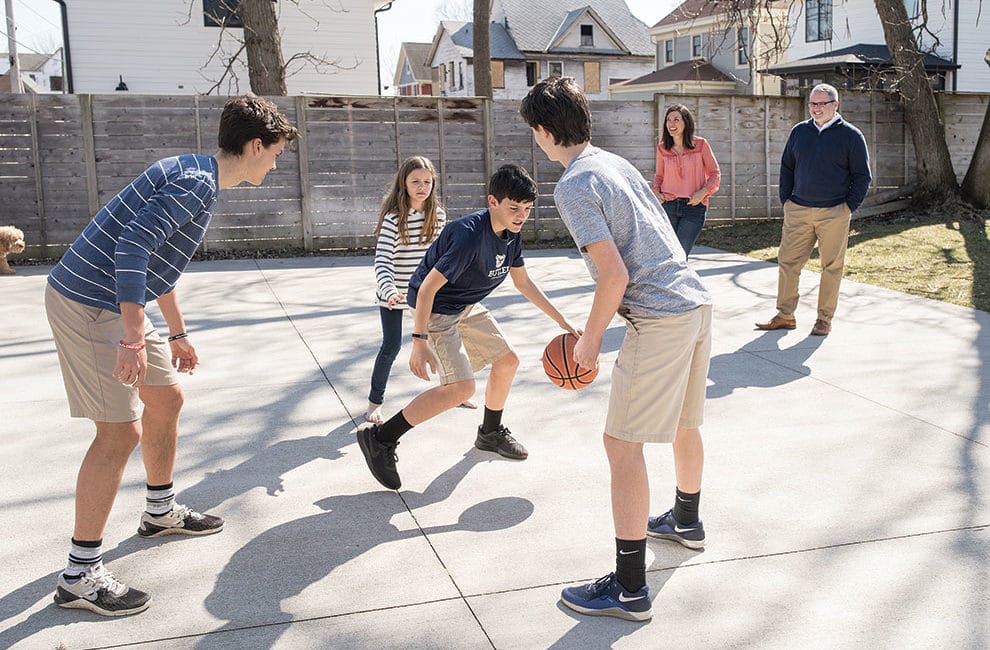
[474,425,528,460]
[357,424,401,489]
[54,565,151,617]
[137,505,224,538]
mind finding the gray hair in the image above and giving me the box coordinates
[811,83,839,102]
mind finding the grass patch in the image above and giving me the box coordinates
[697,205,990,313]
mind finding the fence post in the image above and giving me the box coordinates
[393,97,401,168]
[482,97,494,184]
[79,94,99,217]
[194,95,208,253]
[764,96,771,218]
[29,93,47,248]
[729,95,736,221]
[437,97,447,207]
[295,96,313,252]
[870,91,878,191]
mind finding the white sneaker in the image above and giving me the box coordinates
[137,504,224,537]
[53,565,151,617]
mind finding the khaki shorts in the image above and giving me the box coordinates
[427,303,512,385]
[605,304,712,443]
[45,285,178,422]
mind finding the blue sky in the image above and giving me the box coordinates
[5,0,679,89]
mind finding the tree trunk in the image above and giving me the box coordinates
[961,99,990,209]
[874,0,958,203]
[240,0,287,95]
[473,0,492,98]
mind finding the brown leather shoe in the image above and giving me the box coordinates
[755,316,796,331]
[811,319,831,336]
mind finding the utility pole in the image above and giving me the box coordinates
[4,0,23,92]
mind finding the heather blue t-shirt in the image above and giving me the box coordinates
[407,209,524,315]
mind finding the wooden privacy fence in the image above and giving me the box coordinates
[1,91,986,257]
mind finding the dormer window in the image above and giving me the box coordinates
[581,25,594,46]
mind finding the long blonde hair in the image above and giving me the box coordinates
[374,156,442,245]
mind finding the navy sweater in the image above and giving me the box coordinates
[779,117,872,211]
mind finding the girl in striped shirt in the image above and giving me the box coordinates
[366,156,473,422]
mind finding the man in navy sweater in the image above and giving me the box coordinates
[757,83,871,336]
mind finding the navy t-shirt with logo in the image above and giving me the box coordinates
[407,209,524,315]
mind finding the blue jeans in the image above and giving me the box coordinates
[664,198,707,256]
[368,306,404,405]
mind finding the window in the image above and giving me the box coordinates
[806,0,832,42]
[737,28,749,65]
[491,60,505,88]
[203,0,242,27]
[665,40,674,63]
[549,61,563,77]
[583,61,600,93]
[458,61,464,89]
[904,0,920,18]
[448,62,455,89]
[526,61,540,86]
[581,25,594,46]
[692,35,702,58]
[439,64,446,91]
[50,75,64,91]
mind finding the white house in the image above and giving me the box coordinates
[612,0,789,99]
[57,0,391,95]
[0,51,65,93]
[766,0,988,93]
[428,0,655,100]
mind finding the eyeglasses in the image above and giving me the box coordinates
[809,100,836,108]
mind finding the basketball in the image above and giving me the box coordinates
[542,333,599,390]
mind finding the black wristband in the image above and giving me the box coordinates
[411,333,428,340]
[167,332,188,342]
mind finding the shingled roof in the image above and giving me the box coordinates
[495,0,653,55]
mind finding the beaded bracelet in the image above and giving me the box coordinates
[167,332,189,342]
[119,340,146,351]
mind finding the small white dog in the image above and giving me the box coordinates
[0,226,26,275]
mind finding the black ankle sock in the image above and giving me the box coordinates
[376,411,413,444]
[615,538,647,593]
[481,407,503,433]
[673,488,701,525]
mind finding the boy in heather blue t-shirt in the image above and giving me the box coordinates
[357,164,579,491]
[521,77,713,623]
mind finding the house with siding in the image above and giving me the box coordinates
[392,42,434,96]
[611,0,789,99]
[56,0,390,95]
[0,51,65,93]
[427,0,655,100]
[766,0,986,93]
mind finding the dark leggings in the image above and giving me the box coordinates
[368,306,404,405]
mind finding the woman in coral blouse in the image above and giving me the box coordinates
[653,104,721,256]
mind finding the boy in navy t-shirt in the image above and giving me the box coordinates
[357,164,579,490]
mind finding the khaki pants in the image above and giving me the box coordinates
[776,200,851,323]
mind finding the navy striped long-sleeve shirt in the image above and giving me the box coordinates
[374,209,445,309]
[48,154,218,312]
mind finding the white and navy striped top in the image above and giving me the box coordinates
[48,154,218,313]
[374,209,445,309]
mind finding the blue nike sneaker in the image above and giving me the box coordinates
[647,509,705,549]
[560,573,652,622]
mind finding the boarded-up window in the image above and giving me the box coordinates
[439,65,446,89]
[583,62,600,93]
[448,62,455,88]
[491,61,505,88]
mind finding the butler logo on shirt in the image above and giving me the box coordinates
[488,253,510,279]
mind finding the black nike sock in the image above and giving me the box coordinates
[480,407,503,434]
[614,537,647,593]
[376,411,413,444]
[673,488,701,525]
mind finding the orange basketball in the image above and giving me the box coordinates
[542,333,599,390]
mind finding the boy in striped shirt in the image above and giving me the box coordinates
[45,95,297,617]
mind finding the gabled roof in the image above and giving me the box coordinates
[653,0,787,29]
[546,6,629,54]
[619,60,738,86]
[0,52,57,72]
[429,20,526,64]
[764,43,958,75]
[397,42,433,82]
[495,0,652,56]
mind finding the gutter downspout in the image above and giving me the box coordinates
[374,2,395,95]
[951,0,958,91]
[52,0,72,93]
